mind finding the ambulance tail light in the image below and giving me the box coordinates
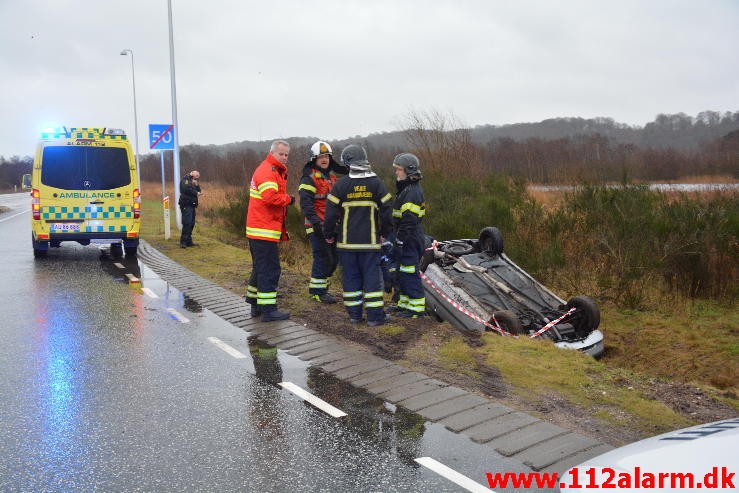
[133,188,141,218]
[32,189,41,220]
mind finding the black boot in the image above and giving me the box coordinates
[262,309,290,322]
[249,304,261,317]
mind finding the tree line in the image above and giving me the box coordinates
[2,110,737,190]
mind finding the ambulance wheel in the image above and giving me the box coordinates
[479,227,504,256]
[490,310,522,334]
[32,235,47,258]
[125,246,138,257]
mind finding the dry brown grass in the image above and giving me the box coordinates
[141,180,240,211]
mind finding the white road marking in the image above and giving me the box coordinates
[125,273,140,283]
[114,262,125,269]
[0,209,30,223]
[207,337,247,359]
[167,308,190,323]
[278,381,348,418]
[414,457,493,493]
[141,287,159,298]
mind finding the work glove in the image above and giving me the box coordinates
[393,237,404,259]
[312,222,324,239]
[324,232,336,245]
[289,195,296,206]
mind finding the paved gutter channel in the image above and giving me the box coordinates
[138,239,613,473]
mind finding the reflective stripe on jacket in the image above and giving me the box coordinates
[323,175,393,251]
[246,153,291,242]
[392,179,425,242]
[299,165,338,228]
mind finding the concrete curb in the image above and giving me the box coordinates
[138,239,612,472]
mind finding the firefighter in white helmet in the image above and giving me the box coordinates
[298,141,348,303]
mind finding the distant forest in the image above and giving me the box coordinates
[1,110,738,189]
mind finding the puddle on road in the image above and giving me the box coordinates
[133,261,531,488]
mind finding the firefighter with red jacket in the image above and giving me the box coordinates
[245,140,294,321]
[391,153,427,317]
[298,141,348,304]
[323,145,394,326]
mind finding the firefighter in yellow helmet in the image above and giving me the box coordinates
[298,141,348,303]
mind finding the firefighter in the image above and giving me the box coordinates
[245,140,294,322]
[391,153,427,318]
[298,141,348,303]
[323,144,394,326]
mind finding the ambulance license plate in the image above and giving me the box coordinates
[50,223,81,232]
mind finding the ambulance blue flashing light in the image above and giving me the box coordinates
[40,126,70,139]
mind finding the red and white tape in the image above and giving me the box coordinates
[528,307,576,338]
[419,270,514,337]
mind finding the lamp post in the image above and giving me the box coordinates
[120,49,142,193]
[167,0,182,229]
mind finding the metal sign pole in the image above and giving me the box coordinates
[161,151,171,240]
[149,123,175,241]
[167,0,182,230]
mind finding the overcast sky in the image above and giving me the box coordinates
[1,0,737,157]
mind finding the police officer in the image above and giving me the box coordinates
[324,144,394,326]
[391,153,427,317]
[245,140,294,322]
[178,170,201,248]
[298,141,348,304]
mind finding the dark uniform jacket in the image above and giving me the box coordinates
[392,179,425,242]
[324,175,393,251]
[178,175,201,208]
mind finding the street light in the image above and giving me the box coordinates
[120,49,142,193]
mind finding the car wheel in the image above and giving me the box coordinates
[124,246,138,257]
[479,227,504,256]
[419,249,435,272]
[565,295,600,333]
[490,310,523,334]
[442,241,474,257]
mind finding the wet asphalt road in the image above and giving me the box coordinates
[0,193,544,492]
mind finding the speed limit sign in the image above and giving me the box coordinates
[149,124,175,150]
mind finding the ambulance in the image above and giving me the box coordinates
[30,127,141,257]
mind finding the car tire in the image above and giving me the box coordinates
[565,295,600,333]
[479,227,504,256]
[442,241,475,257]
[490,310,523,334]
[419,249,435,272]
[124,246,138,257]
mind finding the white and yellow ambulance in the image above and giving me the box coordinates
[30,127,141,257]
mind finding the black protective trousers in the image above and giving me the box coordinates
[180,206,196,246]
[246,239,281,313]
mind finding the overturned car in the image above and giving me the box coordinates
[420,227,605,358]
